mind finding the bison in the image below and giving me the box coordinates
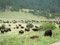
[1,29,4,34]
[4,28,11,32]
[25,28,30,32]
[44,29,52,37]
[4,28,9,32]
[8,24,11,27]
[30,35,39,39]
[19,24,21,26]
[8,28,11,31]
[16,26,19,29]
[21,26,24,29]
[32,28,39,31]
[19,30,24,34]
[0,27,2,31]
[32,26,41,31]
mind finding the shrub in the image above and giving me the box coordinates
[41,23,56,30]
[1,24,6,29]
[26,23,34,28]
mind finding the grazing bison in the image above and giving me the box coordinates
[16,26,19,29]
[44,29,52,37]
[30,35,39,39]
[19,30,24,34]
[4,28,9,32]
[32,28,39,31]
[1,29,4,34]
[35,26,42,29]
[35,26,39,28]
[8,24,11,27]
[25,28,30,32]
[4,28,11,32]
[19,24,21,26]
[0,27,2,31]
[8,28,11,31]
[32,26,41,31]
[21,26,24,29]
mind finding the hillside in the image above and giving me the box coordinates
[0,0,60,19]
[0,11,59,21]
[0,0,60,12]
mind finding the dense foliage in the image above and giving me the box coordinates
[0,0,60,12]
[26,23,34,28]
[1,24,6,29]
[41,23,56,30]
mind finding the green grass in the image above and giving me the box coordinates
[0,28,60,45]
[0,11,60,45]
[0,23,60,45]
[0,11,58,21]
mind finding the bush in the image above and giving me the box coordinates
[1,24,6,29]
[26,23,34,28]
[41,23,56,30]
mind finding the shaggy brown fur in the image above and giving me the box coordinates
[44,29,52,37]
[30,35,39,39]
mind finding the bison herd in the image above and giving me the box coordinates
[2,20,60,24]
[0,28,11,33]
[0,20,60,39]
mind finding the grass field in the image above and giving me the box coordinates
[0,11,60,45]
[0,23,60,45]
[0,11,57,21]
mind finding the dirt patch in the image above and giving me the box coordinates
[50,42,60,45]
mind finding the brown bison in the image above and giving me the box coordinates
[4,28,8,32]
[32,28,39,31]
[19,24,21,26]
[44,29,52,37]
[35,26,42,29]
[19,30,24,34]
[16,26,19,29]
[25,28,30,32]
[35,26,39,28]
[1,29,4,34]
[0,27,2,31]
[21,26,24,29]
[30,35,39,39]
[32,26,40,31]
[8,24,11,27]
[8,28,11,31]
[4,28,11,32]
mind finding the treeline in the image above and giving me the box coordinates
[0,0,60,12]
[0,0,60,19]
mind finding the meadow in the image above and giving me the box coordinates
[0,11,57,21]
[0,11,60,45]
